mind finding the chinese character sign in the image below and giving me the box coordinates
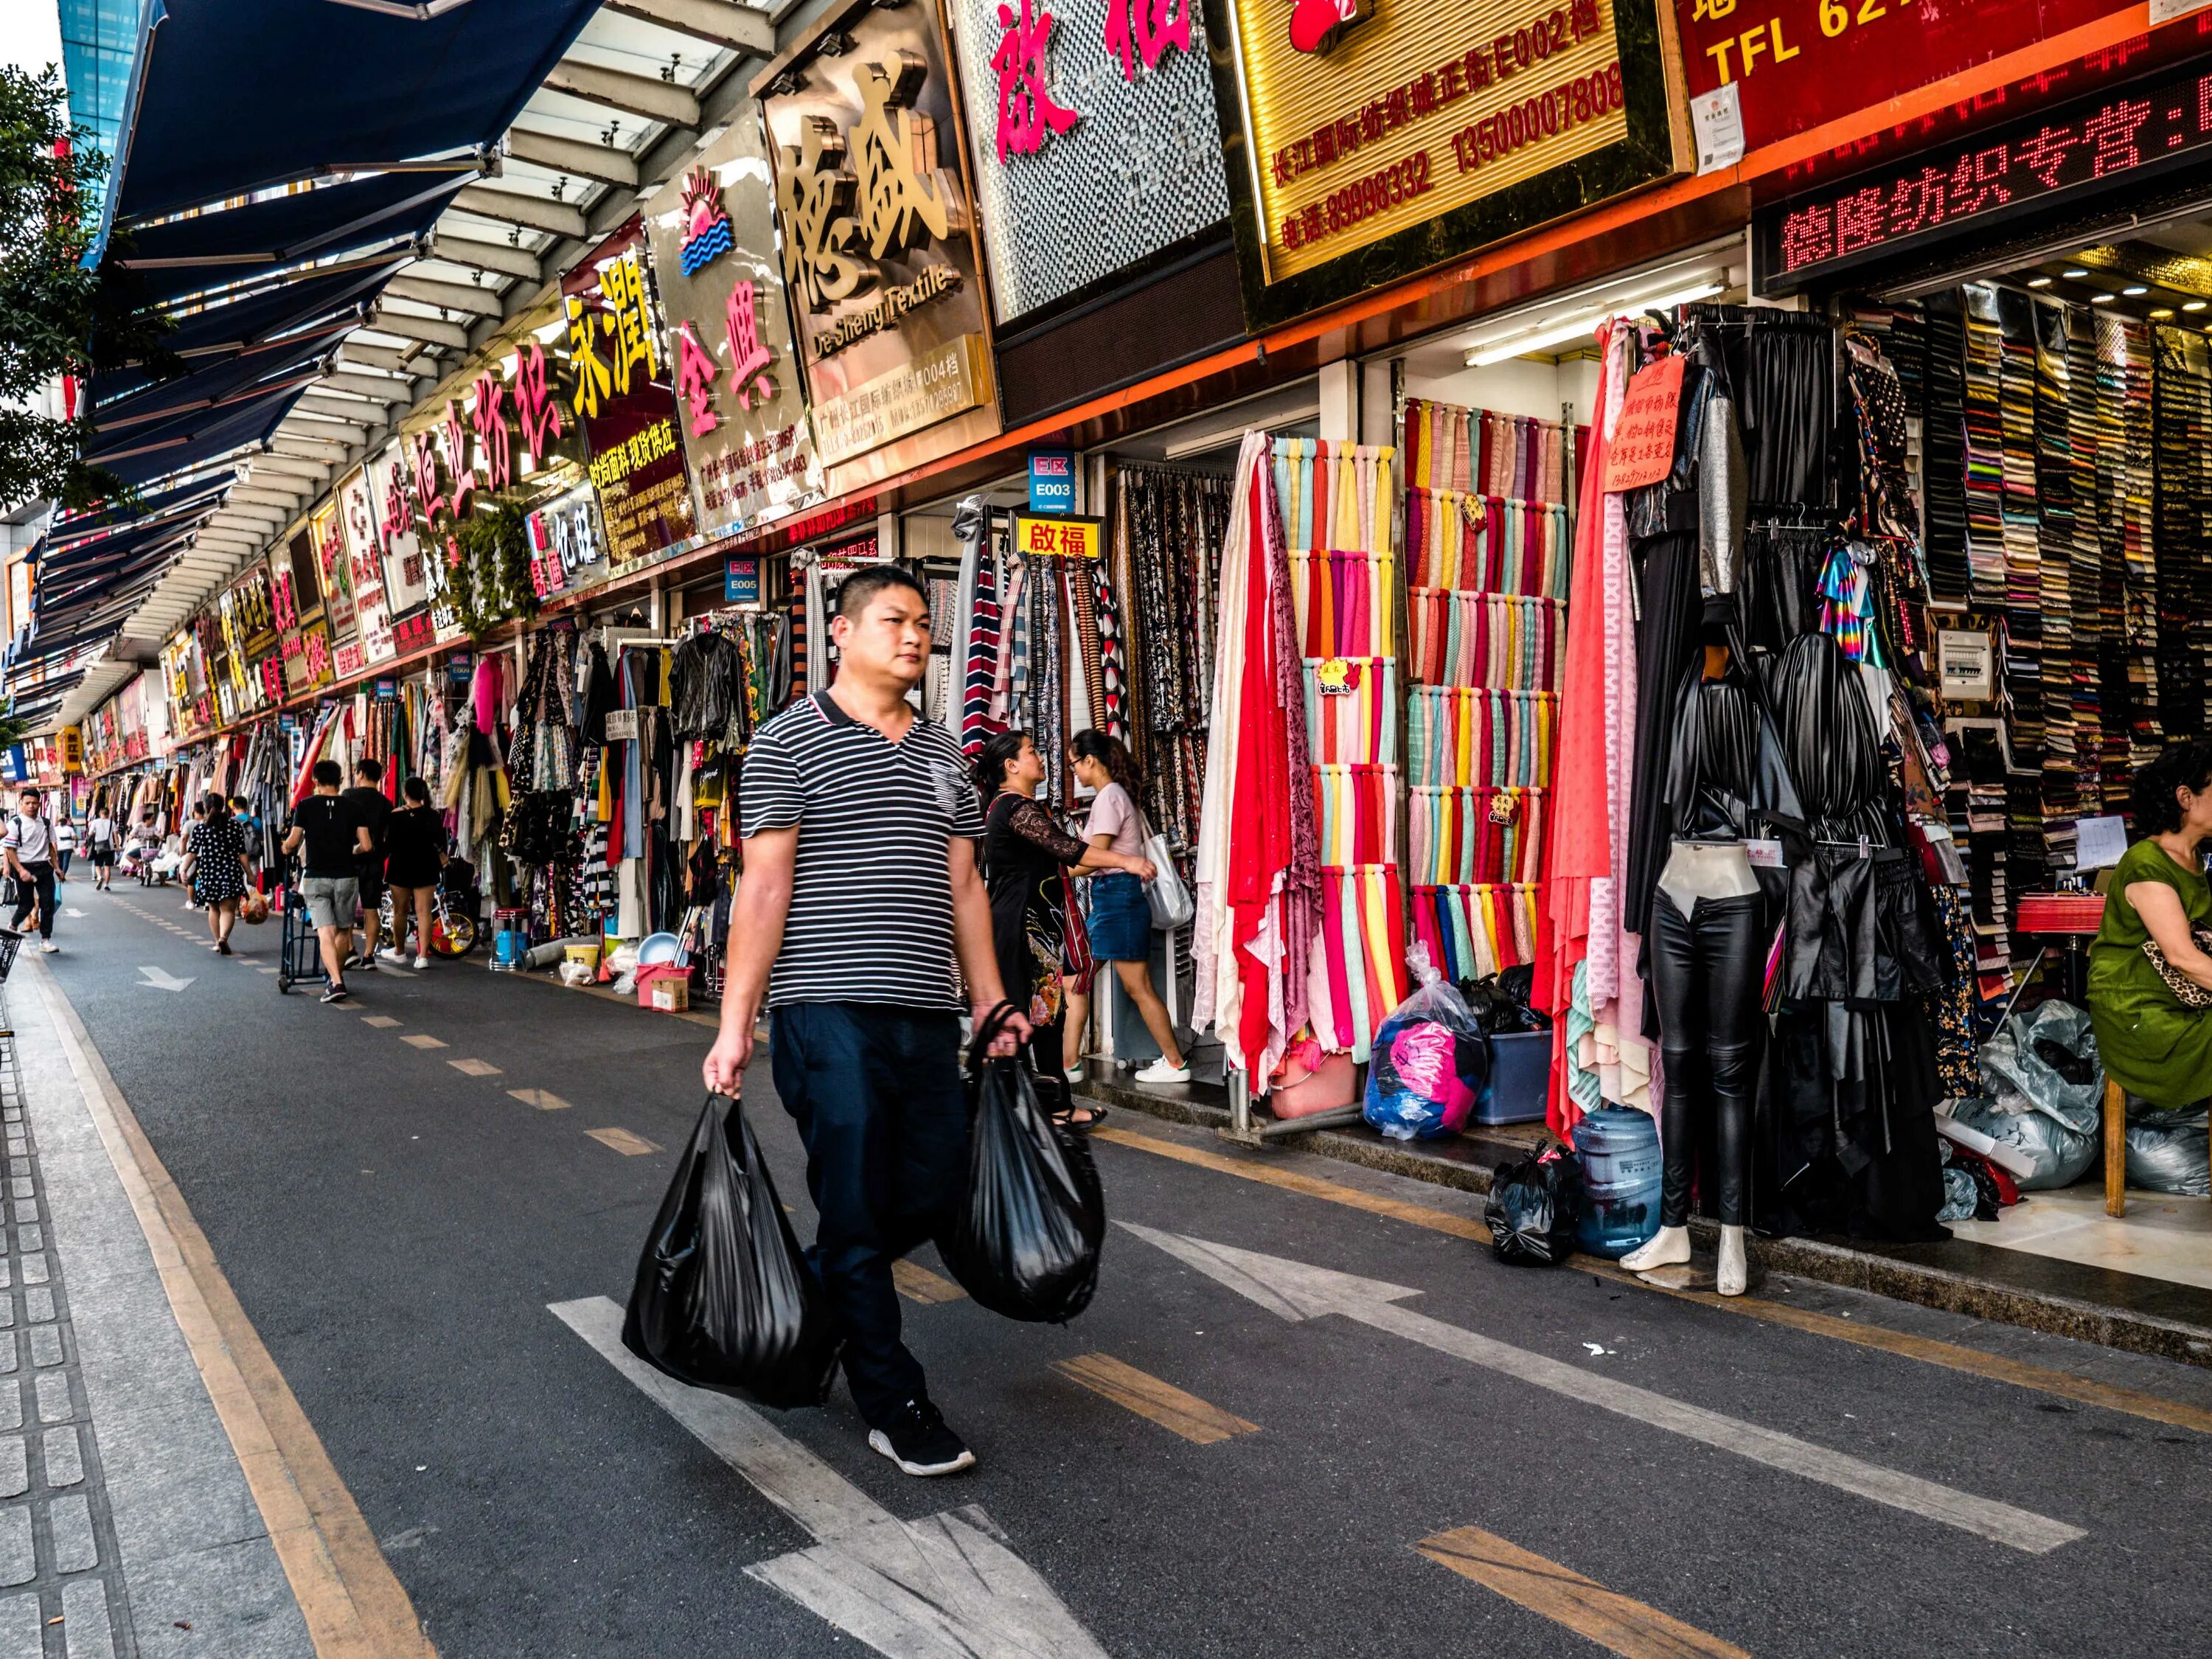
[641,113,826,540]
[559,217,697,564]
[945,0,1228,324]
[763,0,999,489]
[335,467,396,667]
[310,502,356,644]
[363,439,433,641]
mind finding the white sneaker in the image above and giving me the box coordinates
[1134,1058,1190,1085]
[38,942,57,954]
[378,947,408,964]
[1064,1063,1086,1084]
[414,955,431,970]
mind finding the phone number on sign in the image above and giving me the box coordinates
[1282,152,1436,252]
[1450,61,1624,173]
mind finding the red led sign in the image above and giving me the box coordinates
[1755,60,2212,292]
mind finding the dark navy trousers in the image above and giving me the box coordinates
[769,1001,967,1427]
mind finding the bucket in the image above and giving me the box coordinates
[564,941,602,973]
[1571,1105,1663,1259]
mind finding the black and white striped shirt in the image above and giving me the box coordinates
[740,690,984,1010]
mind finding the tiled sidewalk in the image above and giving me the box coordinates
[0,987,133,1657]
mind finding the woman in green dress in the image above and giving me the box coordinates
[2087,742,2212,1107]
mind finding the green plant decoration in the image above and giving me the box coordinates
[449,502,534,639]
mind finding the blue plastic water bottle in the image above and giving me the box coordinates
[1571,1105,1663,1259]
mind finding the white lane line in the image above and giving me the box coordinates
[1120,1225,2087,1557]
[551,1296,1107,1658]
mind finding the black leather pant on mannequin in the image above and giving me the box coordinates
[1649,889,1765,1228]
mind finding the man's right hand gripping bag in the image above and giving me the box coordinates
[621,1093,841,1408]
[939,1006,1106,1322]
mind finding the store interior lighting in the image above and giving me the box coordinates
[1453,256,1731,368]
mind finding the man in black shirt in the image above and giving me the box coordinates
[283,759,374,1003]
[343,759,395,971]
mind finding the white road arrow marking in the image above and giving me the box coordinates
[1119,1223,2085,1557]
[552,1296,1107,1658]
[135,965,195,992]
[63,908,85,918]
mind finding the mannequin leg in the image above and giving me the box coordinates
[1645,891,1704,1232]
[1703,896,1767,1295]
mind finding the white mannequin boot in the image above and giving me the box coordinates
[1717,1225,1748,1297]
[1621,1225,1691,1272]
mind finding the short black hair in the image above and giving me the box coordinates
[833,564,927,622]
[403,776,430,804]
[354,757,383,783]
[312,759,344,788]
[2132,741,2212,837]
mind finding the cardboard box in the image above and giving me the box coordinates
[651,980,689,1013]
[638,963,689,1012]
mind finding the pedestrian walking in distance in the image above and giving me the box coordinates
[3,788,64,953]
[52,815,76,878]
[343,759,394,972]
[86,806,117,890]
[379,776,445,970]
[282,759,374,1004]
[178,800,206,910]
[181,793,250,956]
[703,564,1029,1480]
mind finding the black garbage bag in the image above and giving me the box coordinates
[1484,1148,1583,1267]
[621,1093,841,1408]
[938,1005,1106,1322]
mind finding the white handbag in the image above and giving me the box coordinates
[1139,811,1192,931]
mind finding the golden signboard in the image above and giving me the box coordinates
[1011,512,1102,561]
[1205,0,1690,323]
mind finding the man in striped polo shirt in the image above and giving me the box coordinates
[705,564,1027,1478]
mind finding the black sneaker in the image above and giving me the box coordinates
[867,1398,975,1477]
[320,983,349,1004]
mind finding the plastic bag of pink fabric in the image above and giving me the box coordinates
[1363,945,1489,1141]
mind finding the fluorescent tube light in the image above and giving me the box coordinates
[1464,281,1724,366]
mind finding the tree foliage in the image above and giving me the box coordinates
[0,64,174,511]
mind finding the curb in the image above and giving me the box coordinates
[1076,1073,2212,1372]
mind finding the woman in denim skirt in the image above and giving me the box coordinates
[1065,731,1190,1085]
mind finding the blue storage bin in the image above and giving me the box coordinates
[1571,1105,1663,1259]
[1474,1030,1550,1125]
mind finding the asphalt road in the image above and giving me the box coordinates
[33,880,2212,1658]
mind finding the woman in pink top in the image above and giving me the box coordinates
[1065,731,1190,1086]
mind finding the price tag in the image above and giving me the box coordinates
[1745,838,1785,869]
[1313,657,1362,697]
[1601,355,1686,494]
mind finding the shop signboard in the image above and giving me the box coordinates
[1753,56,2212,292]
[363,438,435,656]
[724,556,762,604]
[759,0,1004,491]
[641,115,827,540]
[217,563,276,717]
[310,501,356,651]
[1012,511,1103,560]
[942,0,1233,324]
[525,486,608,600]
[1672,0,2141,161]
[335,467,396,669]
[1027,449,1076,513]
[1203,0,1692,325]
[58,727,82,774]
[561,219,698,566]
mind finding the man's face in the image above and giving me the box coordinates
[832,585,932,690]
[18,794,40,818]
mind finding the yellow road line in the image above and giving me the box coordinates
[1092,1125,1488,1242]
[29,961,437,1657]
[585,1127,661,1156]
[360,1016,400,1029]
[1052,1352,1260,1445]
[891,1259,966,1304]
[507,1088,571,1111]
[399,1034,446,1050]
[1417,1526,1748,1659]
[1097,1124,2212,1435]
[447,1059,501,1078]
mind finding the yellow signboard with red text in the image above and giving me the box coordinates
[1012,514,1103,561]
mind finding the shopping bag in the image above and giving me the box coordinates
[1142,827,1193,931]
[939,1005,1106,1322]
[621,1093,841,1408]
[1484,1148,1582,1267]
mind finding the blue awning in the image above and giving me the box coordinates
[110,0,602,224]
[115,170,472,307]
[92,257,401,408]
[45,470,235,548]
[41,509,216,579]
[97,384,307,492]
[88,327,338,448]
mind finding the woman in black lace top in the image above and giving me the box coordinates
[973,730,1154,1126]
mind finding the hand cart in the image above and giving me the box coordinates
[274,866,328,994]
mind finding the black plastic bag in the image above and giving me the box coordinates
[939,1006,1105,1323]
[1484,1148,1583,1267]
[621,1094,841,1408]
